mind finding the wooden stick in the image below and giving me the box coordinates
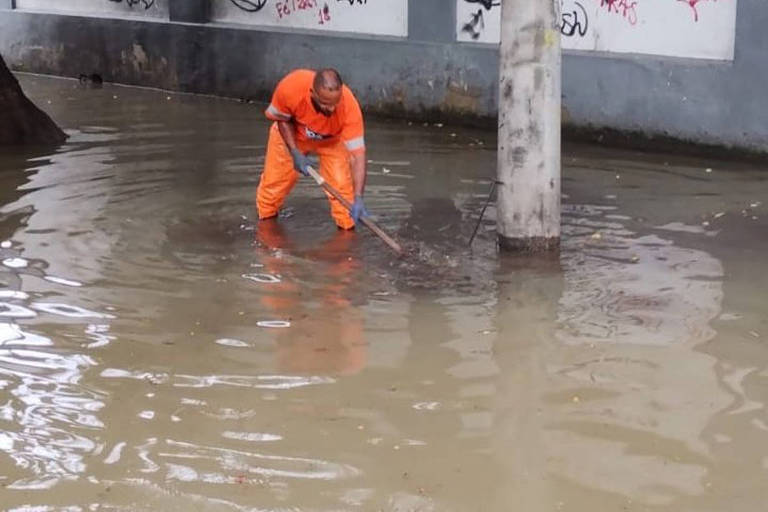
[306,166,403,255]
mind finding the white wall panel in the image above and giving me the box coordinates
[457,0,738,61]
[212,0,408,37]
[16,0,167,18]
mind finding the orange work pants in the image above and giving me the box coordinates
[256,123,355,229]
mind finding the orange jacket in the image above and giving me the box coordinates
[265,69,365,155]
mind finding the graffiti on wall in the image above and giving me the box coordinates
[598,0,638,26]
[460,0,498,40]
[228,0,268,12]
[461,9,485,40]
[561,1,589,38]
[212,0,406,36]
[456,0,738,60]
[678,0,719,22]
[459,0,590,41]
[107,0,156,8]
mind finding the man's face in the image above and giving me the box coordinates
[310,87,342,117]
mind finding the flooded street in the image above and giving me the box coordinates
[1,74,767,511]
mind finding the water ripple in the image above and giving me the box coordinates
[162,439,361,481]
[559,204,723,346]
[100,368,335,390]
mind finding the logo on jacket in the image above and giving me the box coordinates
[304,126,331,140]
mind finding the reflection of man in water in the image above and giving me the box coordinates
[256,68,369,230]
[256,220,366,375]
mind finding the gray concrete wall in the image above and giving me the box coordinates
[0,0,765,152]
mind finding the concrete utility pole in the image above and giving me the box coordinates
[497,0,561,252]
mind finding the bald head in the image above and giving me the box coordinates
[310,68,344,117]
[313,68,343,92]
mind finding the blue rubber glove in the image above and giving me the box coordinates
[351,195,370,224]
[289,148,318,176]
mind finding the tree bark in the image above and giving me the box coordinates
[0,53,67,145]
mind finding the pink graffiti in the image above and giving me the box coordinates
[599,0,638,26]
[274,0,333,25]
[677,0,719,22]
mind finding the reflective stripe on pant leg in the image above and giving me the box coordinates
[256,123,299,219]
[317,143,355,229]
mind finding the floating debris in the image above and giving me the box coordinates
[2,258,27,269]
[368,160,411,166]
[215,338,250,348]
[257,320,291,329]
[242,273,281,284]
[44,276,83,287]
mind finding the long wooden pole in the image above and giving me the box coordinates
[306,166,403,255]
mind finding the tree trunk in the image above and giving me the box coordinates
[0,53,67,145]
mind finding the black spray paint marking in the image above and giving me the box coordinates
[107,0,156,8]
[462,9,486,40]
[461,0,589,41]
[561,0,588,37]
[461,0,499,40]
[229,0,269,12]
[464,0,500,10]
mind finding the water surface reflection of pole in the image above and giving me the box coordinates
[491,257,563,509]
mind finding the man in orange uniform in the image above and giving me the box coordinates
[257,68,369,230]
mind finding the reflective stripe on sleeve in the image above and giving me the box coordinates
[344,136,365,151]
[266,104,291,120]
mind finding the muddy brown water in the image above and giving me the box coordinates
[0,74,766,511]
